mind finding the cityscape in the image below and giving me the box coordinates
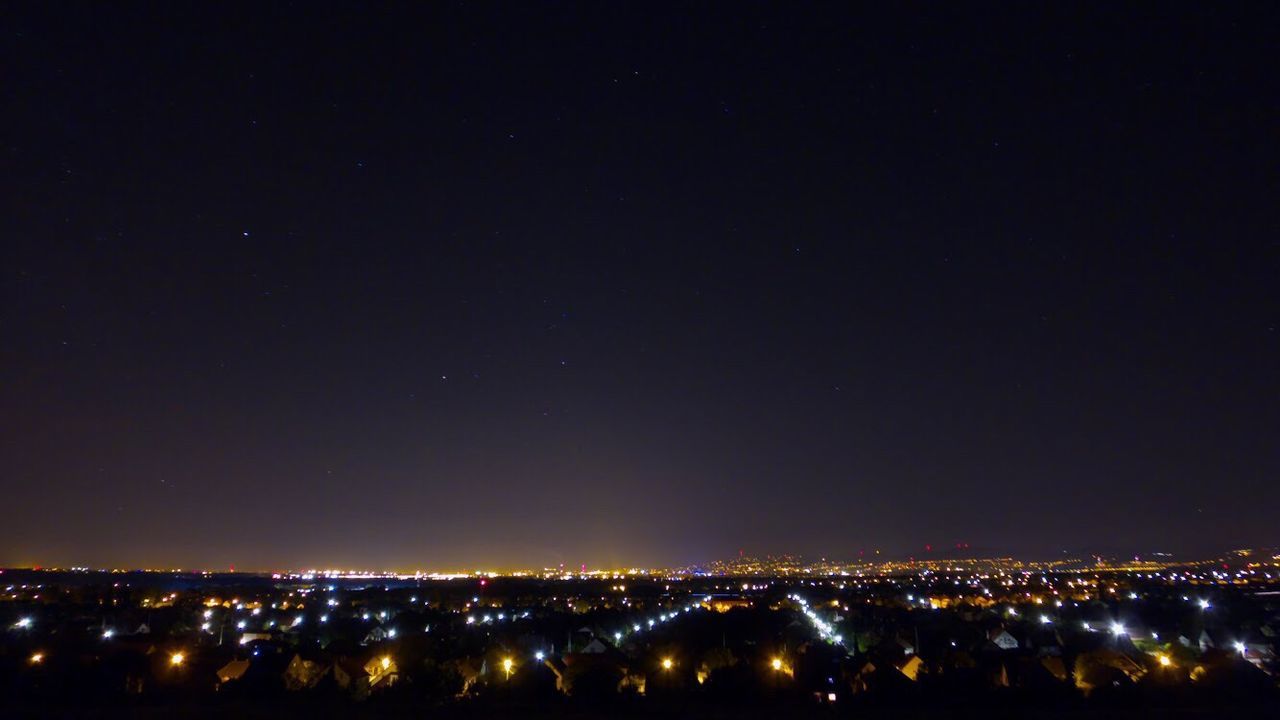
[5,1,1278,718]
[4,549,1280,717]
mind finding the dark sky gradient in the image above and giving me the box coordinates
[3,3,1278,570]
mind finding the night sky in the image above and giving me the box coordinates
[3,3,1278,571]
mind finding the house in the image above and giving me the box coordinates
[707,598,751,612]
[1040,656,1069,682]
[989,628,1019,651]
[364,655,399,689]
[282,653,328,690]
[216,659,250,685]
[546,649,637,696]
[848,659,916,696]
[333,655,399,696]
[579,637,610,654]
[1073,649,1146,693]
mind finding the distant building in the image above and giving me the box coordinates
[216,659,250,684]
[989,629,1019,651]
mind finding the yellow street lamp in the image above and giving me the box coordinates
[502,657,514,680]
[661,657,673,671]
[771,657,784,671]
[29,652,44,665]
[1157,654,1172,667]
[380,656,392,670]
[170,652,185,666]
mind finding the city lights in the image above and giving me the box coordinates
[170,652,185,666]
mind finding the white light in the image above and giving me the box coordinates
[319,614,328,623]
[387,628,397,638]
[1111,623,1127,636]
[1040,615,1052,625]
[15,617,32,629]
[1081,622,1092,632]
[633,624,641,632]
[251,608,261,616]
[292,615,303,626]
[614,632,622,642]
[102,628,114,639]
[236,620,247,630]
[1198,599,1211,610]
[200,622,211,631]
[535,651,545,661]
[203,610,213,619]
[1234,641,1246,655]
[466,616,475,624]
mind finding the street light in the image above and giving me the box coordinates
[170,652,185,666]
[29,652,44,665]
[1157,654,1172,667]
[503,657,514,680]
[771,657,783,671]
[661,657,673,671]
